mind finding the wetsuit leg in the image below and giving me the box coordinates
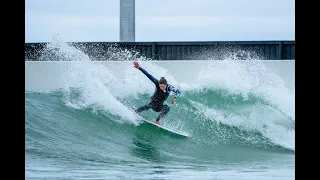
[155,105,170,122]
[135,104,151,113]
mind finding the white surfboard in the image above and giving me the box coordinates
[130,106,189,137]
[139,118,190,137]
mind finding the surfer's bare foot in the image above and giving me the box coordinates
[154,121,161,125]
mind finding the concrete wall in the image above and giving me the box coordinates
[25,60,294,92]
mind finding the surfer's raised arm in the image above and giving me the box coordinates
[133,61,158,85]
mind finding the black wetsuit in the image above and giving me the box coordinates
[135,67,181,122]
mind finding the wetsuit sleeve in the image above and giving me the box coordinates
[167,84,181,98]
[138,67,159,85]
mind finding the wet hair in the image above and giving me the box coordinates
[159,77,167,85]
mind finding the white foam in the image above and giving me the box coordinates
[47,38,141,125]
[188,60,294,121]
[190,100,295,150]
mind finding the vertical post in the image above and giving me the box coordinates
[278,41,283,60]
[152,43,156,60]
[120,0,135,42]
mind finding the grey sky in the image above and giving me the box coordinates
[25,0,295,42]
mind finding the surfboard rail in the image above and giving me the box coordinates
[140,118,190,137]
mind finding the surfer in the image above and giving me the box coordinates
[133,61,181,125]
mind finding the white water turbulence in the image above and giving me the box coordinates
[44,38,142,125]
[182,60,295,150]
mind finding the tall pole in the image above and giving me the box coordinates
[120,0,135,42]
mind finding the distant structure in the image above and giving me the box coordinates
[120,0,135,42]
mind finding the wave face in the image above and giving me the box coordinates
[25,39,295,180]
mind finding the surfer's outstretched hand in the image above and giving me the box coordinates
[171,97,176,104]
[133,61,140,69]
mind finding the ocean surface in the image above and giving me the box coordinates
[25,41,295,180]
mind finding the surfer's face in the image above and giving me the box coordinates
[159,83,167,90]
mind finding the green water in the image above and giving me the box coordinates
[26,89,294,180]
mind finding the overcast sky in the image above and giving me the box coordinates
[25,0,295,43]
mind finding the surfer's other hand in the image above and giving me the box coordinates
[171,98,176,104]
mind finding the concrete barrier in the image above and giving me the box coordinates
[25,60,294,92]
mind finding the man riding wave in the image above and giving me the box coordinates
[133,61,181,125]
